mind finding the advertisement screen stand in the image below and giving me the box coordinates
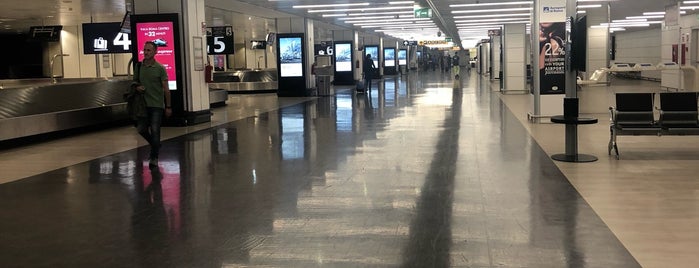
[333,41,354,85]
[130,13,188,126]
[364,46,380,79]
[398,49,407,74]
[384,47,397,75]
[276,33,307,97]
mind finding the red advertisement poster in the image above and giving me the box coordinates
[135,21,178,90]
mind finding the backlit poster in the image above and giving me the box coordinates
[384,48,395,67]
[335,43,352,72]
[279,36,303,77]
[365,46,379,68]
[135,21,178,90]
[538,0,566,95]
[398,49,407,65]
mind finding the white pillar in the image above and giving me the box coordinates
[133,0,210,122]
[585,3,610,82]
[491,34,502,80]
[502,24,527,92]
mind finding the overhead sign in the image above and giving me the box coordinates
[488,29,502,36]
[418,40,448,46]
[445,37,453,42]
[414,7,432,18]
[82,22,131,54]
[206,26,234,54]
[402,40,418,46]
[315,40,334,55]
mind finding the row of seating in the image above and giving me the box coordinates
[608,92,699,159]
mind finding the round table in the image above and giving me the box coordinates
[550,115,599,163]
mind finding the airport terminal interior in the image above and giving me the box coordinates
[3,0,699,268]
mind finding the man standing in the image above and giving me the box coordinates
[133,41,171,167]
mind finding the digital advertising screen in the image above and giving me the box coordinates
[398,49,407,66]
[365,46,378,68]
[82,22,131,54]
[135,21,178,90]
[334,43,352,72]
[279,36,303,77]
[384,48,395,67]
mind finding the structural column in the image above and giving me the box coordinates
[531,0,576,118]
[491,34,502,80]
[584,3,610,83]
[502,24,527,92]
[132,0,211,124]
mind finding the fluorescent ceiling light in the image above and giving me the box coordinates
[347,11,413,16]
[339,16,400,21]
[612,19,648,23]
[321,14,347,17]
[450,1,532,8]
[578,4,602,8]
[577,10,586,14]
[344,18,430,24]
[308,6,413,13]
[388,1,414,4]
[452,7,532,14]
[681,6,699,10]
[643,11,687,15]
[454,18,531,23]
[457,21,531,27]
[293,3,369,9]
[684,1,699,4]
[626,15,664,19]
[453,13,530,19]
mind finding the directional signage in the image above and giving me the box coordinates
[402,40,418,46]
[206,26,234,54]
[418,40,448,46]
[414,7,432,18]
[82,22,131,54]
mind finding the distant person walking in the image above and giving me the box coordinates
[452,52,461,78]
[363,54,376,91]
[132,41,171,167]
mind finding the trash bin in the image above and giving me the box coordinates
[316,75,333,96]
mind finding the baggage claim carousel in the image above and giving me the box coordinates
[1,69,277,142]
[0,77,135,142]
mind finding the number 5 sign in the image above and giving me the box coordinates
[206,26,234,55]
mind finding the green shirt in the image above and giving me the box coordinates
[134,62,168,108]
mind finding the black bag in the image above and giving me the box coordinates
[124,62,146,120]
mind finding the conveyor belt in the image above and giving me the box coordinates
[0,78,133,141]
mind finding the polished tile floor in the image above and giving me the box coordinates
[0,69,696,267]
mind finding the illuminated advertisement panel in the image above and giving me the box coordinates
[279,36,303,77]
[334,43,352,72]
[365,46,379,68]
[398,49,407,66]
[384,48,395,67]
[135,21,178,90]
